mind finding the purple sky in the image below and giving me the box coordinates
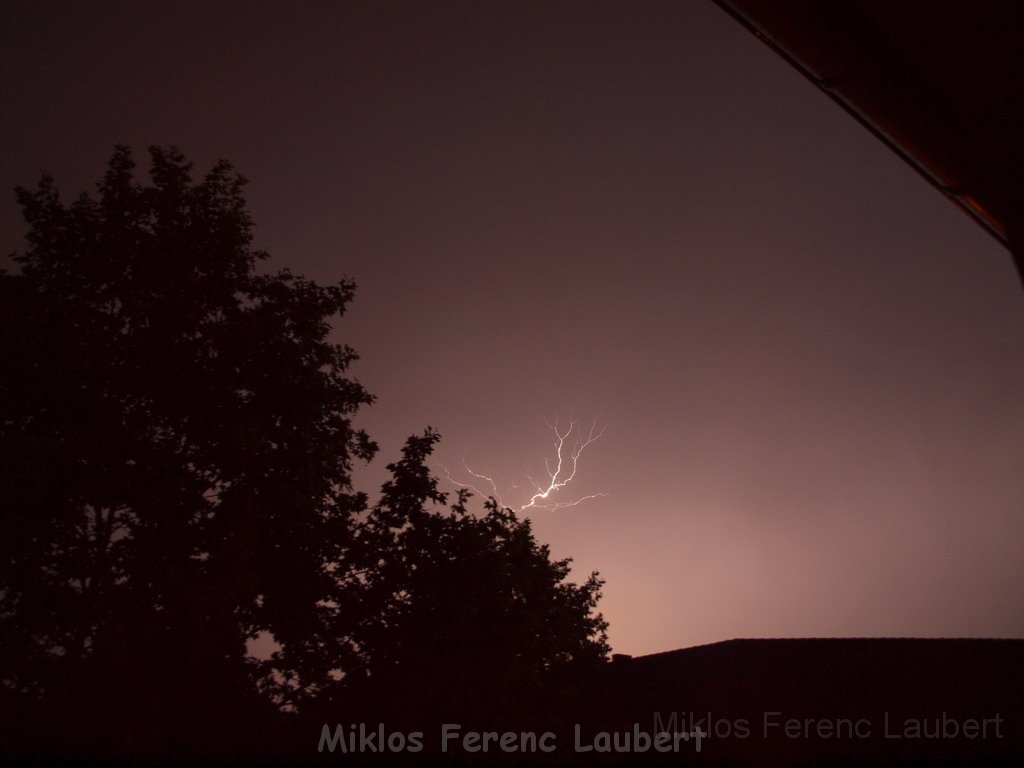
[3,1,1022,656]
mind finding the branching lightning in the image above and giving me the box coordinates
[521,417,608,511]
[441,417,609,513]
[441,456,512,509]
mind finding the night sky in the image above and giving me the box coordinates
[2,1,1022,656]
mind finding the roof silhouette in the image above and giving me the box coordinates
[591,637,1024,765]
[714,0,1024,284]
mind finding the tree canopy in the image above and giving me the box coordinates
[331,429,609,729]
[0,147,609,758]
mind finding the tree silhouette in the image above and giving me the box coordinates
[319,430,609,730]
[1,146,376,752]
[0,147,610,757]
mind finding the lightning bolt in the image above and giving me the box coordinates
[521,417,608,511]
[441,417,610,512]
[440,455,511,509]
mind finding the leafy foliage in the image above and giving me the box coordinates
[0,147,609,755]
[331,429,609,726]
[0,146,375,711]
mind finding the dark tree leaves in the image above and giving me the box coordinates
[0,146,376,714]
[1,147,610,757]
